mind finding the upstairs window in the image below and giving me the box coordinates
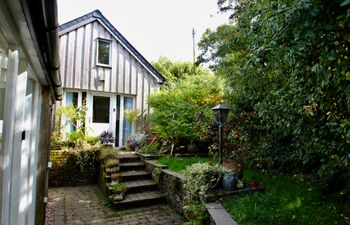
[97,38,111,66]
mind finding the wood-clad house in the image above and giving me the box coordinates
[58,10,165,146]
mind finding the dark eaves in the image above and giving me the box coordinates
[20,0,63,101]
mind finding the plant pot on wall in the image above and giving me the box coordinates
[223,159,243,179]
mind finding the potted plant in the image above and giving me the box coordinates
[105,159,119,173]
[108,182,128,201]
[125,132,146,151]
[110,173,121,185]
[99,130,115,147]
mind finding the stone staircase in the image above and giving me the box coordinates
[114,151,165,207]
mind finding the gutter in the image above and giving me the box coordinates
[20,0,63,101]
[42,0,62,101]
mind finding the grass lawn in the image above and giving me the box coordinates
[221,169,350,225]
[156,156,217,173]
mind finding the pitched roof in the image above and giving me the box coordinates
[59,10,165,83]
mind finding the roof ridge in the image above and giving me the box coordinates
[58,10,165,83]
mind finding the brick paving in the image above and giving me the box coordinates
[45,185,185,225]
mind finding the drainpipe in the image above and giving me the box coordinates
[42,0,62,101]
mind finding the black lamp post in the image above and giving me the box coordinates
[212,104,230,164]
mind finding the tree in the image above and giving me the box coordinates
[198,0,350,196]
[152,56,210,84]
[148,61,223,148]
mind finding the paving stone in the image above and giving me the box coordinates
[46,185,185,225]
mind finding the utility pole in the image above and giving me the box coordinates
[192,28,196,64]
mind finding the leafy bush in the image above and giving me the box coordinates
[183,162,229,223]
[51,131,65,149]
[198,0,350,197]
[99,148,119,164]
[86,136,100,146]
[148,71,223,147]
[51,102,96,150]
[124,109,140,123]
[139,143,160,155]
[108,182,127,193]
[106,159,119,168]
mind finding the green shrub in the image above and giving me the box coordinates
[100,148,119,160]
[86,136,100,146]
[106,159,119,168]
[140,143,160,155]
[182,162,229,223]
[148,67,223,147]
[108,182,127,193]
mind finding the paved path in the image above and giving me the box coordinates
[46,185,185,225]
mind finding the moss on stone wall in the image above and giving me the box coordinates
[49,149,100,187]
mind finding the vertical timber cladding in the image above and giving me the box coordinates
[59,17,162,121]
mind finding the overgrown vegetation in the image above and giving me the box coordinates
[49,149,100,187]
[197,0,350,199]
[148,60,223,150]
[52,103,100,149]
[183,162,229,224]
[221,169,350,225]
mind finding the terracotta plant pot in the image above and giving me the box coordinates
[223,159,244,179]
[252,180,260,188]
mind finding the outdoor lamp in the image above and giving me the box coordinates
[212,104,230,164]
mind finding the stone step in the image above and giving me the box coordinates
[120,170,151,181]
[113,190,165,207]
[117,153,141,163]
[119,162,145,171]
[124,179,157,192]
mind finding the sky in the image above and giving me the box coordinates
[57,0,229,62]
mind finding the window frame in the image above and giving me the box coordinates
[96,38,112,67]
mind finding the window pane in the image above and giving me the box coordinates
[123,97,134,144]
[93,96,110,123]
[98,40,110,65]
[66,92,78,107]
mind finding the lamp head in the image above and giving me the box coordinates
[212,104,230,125]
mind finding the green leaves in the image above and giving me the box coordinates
[148,62,223,143]
[201,0,350,191]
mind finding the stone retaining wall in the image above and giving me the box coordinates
[49,149,100,187]
[144,160,185,215]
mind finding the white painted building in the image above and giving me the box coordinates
[0,0,62,225]
[58,10,165,146]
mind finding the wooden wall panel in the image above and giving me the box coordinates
[89,22,98,90]
[60,20,162,116]
[117,45,124,93]
[65,31,76,88]
[82,24,92,89]
[110,39,117,92]
[59,35,67,88]
[136,65,143,114]
[130,59,137,95]
[124,54,130,94]
[74,27,84,89]
[143,71,150,114]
